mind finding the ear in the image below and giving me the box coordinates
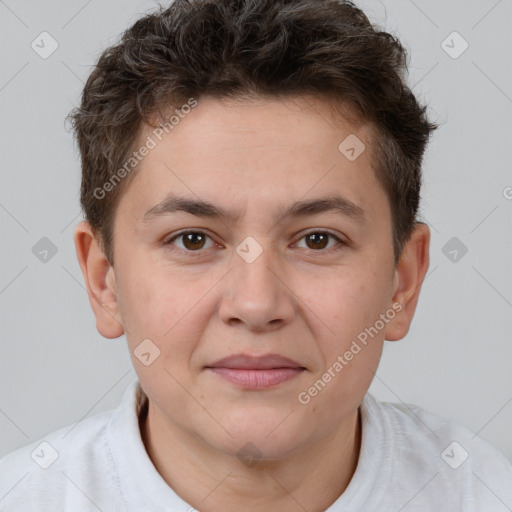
[384,222,430,341]
[73,221,124,339]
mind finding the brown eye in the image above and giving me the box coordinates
[295,231,344,252]
[166,231,214,252]
[181,232,206,250]
[305,232,329,249]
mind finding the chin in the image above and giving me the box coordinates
[214,435,302,464]
[207,409,310,461]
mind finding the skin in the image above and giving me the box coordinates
[74,95,430,512]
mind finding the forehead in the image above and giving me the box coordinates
[148,94,369,154]
[116,95,390,230]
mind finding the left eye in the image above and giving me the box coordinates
[294,231,344,251]
[164,230,344,253]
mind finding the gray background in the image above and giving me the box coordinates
[1,0,511,461]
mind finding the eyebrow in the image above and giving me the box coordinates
[142,194,366,225]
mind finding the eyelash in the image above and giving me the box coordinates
[163,230,346,257]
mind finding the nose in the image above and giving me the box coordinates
[218,240,296,332]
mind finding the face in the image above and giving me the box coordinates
[86,95,408,459]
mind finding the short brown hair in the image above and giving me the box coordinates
[67,0,437,266]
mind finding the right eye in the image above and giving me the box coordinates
[163,230,218,255]
[164,231,211,252]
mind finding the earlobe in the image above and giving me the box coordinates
[384,222,430,342]
[73,221,124,339]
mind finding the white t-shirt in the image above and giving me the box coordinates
[1,379,511,511]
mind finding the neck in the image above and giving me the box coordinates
[139,401,362,512]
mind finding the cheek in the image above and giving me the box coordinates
[303,271,385,335]
[298,331,383,429]
[118,277,161,333]
[297,270,391,393]
[117,253,185,324]
[120,271,208,370]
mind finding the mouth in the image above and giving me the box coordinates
[205,354,306,390]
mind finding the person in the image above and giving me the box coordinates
[1,0,511,510]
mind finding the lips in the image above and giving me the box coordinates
[207,354,304,370]
[205,354,306,389]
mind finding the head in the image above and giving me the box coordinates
[71,0,435,461]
